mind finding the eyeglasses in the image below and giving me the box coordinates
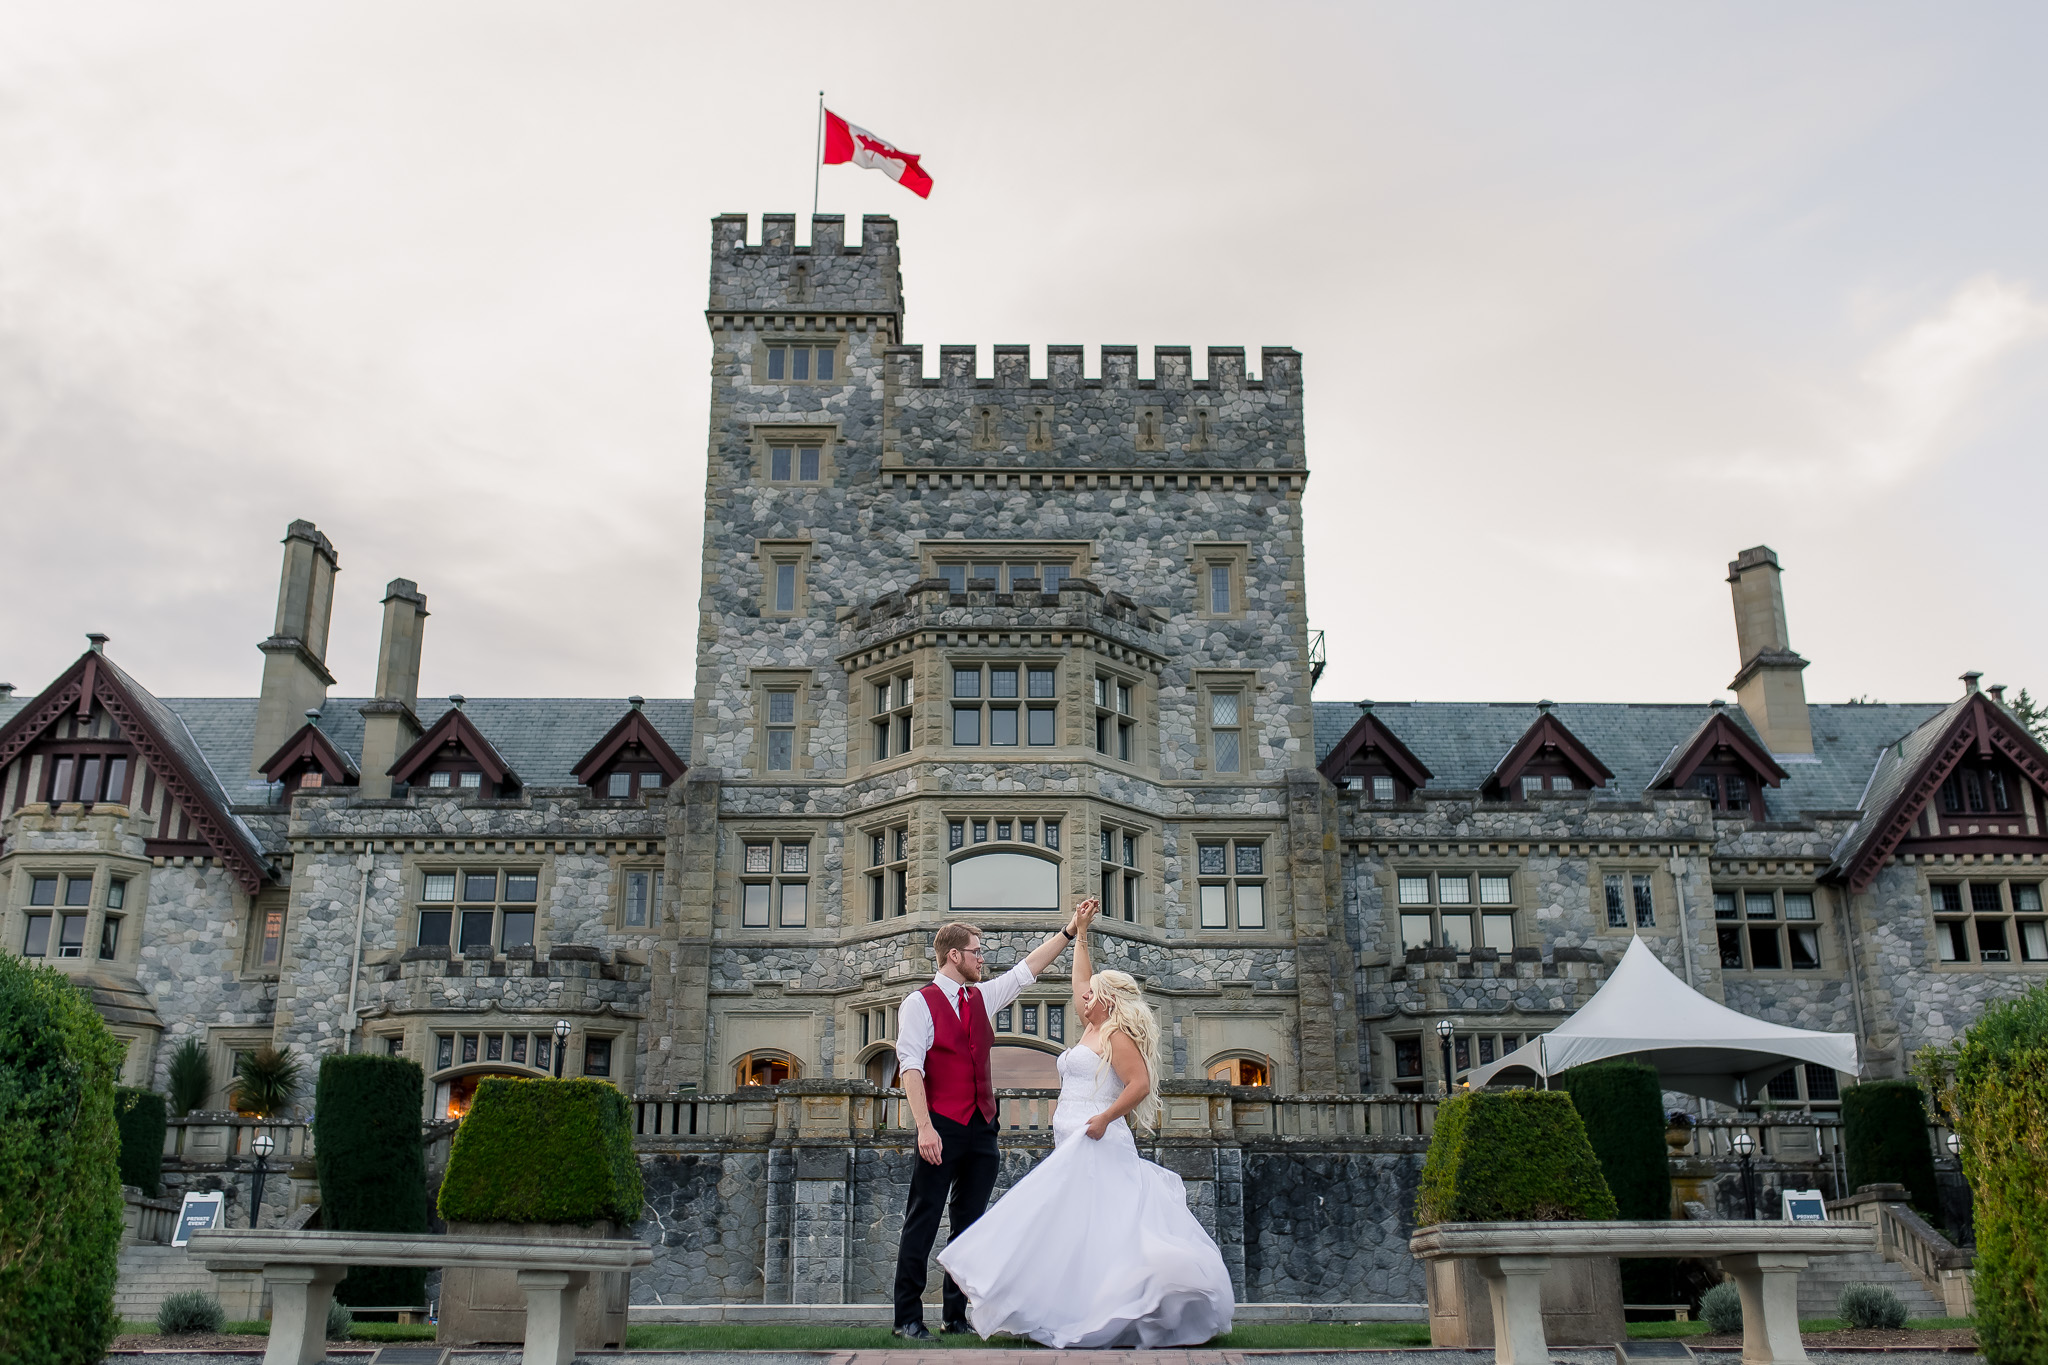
[957,947,984,958]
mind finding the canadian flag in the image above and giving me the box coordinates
[822,110,933,199]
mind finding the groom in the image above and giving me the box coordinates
[891,910,1090,1339]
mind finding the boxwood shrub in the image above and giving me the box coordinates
[437,1078,642,1226]
[1415,1089,1618,1225]
[1918,982,2048,1365]
[0,953,126,1365]
[1841,1078,1938,1212]
[313,1054,430,1308]
[115,1087,167,1198]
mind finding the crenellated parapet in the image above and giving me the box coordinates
[707,213,904,333]
[835,577,1170,673]
[883,343,1304,470]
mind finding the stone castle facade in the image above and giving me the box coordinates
[5,212,2046,1130]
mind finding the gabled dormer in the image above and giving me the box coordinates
[389,700,520,798]
[1831,676,2048,892]
[0,638,272,893]
[257,710,360,799]
[1317,702,1431,801]
[1482,703,1614,801]
[1646,701,1789,820]
[572,698,687,800]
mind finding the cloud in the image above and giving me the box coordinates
[1844,274,2048,480]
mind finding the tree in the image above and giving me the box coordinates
[231,1045,304,1118]
[2008,687,2048,748]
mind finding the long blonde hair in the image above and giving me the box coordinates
[1087,970,1164,1130]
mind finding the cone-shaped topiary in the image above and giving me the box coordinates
[1841,1078,1938,1212]
[1415,1089,1618,1225]
[114,1087,167,1198]
[313,1054,430,1308]
[0,953,125,1365]
[437,1078,642,1226]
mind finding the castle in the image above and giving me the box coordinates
[5,212,2046,1132]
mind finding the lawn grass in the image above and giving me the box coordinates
[1626,1316,1975,1339]
[622,1321,1432,1351]
[120,1318,436,1343]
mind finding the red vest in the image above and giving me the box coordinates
[919,981,997,1125]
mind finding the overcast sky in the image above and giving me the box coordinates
[3,3,2043,711]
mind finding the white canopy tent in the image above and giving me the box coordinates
[1463,936,1858,1105]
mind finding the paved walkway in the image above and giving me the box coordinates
[100,1352,1984,1365]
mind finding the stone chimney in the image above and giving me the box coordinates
[250,521,340,776]
[357,579,429,798]
[1726,545,1812,755]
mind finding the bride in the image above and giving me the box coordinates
[937,899,1235,1348]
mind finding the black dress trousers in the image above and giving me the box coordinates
[893,1110,1000,1327]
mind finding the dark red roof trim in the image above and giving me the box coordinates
[0,652,272,894]
[1650,711,1790,790]
[571,708,687,786]
[1315,708,1432,789]
[388,708,518,788]
[1484,711,1616,797]
[258,722,358,786]
[1840,694,2048,893]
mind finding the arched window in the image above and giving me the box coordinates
[864,1051,898,1088]
[948,850,1059,913]
[734,1050,801,1088]
[991,1044,1061,1088]
[1206,1053,1273,1088]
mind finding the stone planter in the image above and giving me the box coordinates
[1424,1253,1623,1347]
[436,1221,630,1348]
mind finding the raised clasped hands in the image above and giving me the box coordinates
[1067,897,1100,937]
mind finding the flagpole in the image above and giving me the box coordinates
[812,91,824,216]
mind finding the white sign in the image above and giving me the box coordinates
[172,1191,226,1247]
[1781,1188,1827,1223]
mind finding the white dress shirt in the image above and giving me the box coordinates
[895,961,1037,1077]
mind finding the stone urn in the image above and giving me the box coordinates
[1665,1124,1694,1154]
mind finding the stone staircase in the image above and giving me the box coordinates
[1797,1249,1945,1320]
[114,1244,224,1323]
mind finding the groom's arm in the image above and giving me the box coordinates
[895,993,944,1165]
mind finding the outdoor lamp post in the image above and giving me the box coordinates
[1435,1019,1456,1095]
[553,1019,571,1078]
[249,1131,275,1229]
[1946,1131,1962,1159]
[1732,1130,1757,1220]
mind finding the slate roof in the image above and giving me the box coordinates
[154,697,695,792]
[1826,694,2012,876]
[1312,699,1949,820]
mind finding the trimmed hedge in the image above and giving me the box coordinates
[1841,1079,1938,1212]
[313,1055,430,1308]
[1415,1089,1618,1225]
[115,1087,167,1198]
[0,953,126,1365]
[1561,1059,1671,1220]
[1919,983,2048,1365]
[437,1078,642,1226]
[1562,1059,1677,1307]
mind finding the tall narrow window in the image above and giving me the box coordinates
[260,907,286,968]
[1209,563,1231,614]
[1631,874,1655,928]
[774,562,797,613]
[766,691,796,771]
[623,870,662,928]
[1210,691,1242,773]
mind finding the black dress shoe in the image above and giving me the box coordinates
[892,1322,934,1341]
[941,1320,974,1336]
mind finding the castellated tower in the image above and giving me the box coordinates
[678,213,1357,1094]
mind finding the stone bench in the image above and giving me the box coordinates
[190,1227,652,1365]
[1409,1219,1876,1365]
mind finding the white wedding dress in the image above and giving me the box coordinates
[937,1043,1236,1347]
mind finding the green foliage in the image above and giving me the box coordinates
[2008,687,2048,747]
[1917,982,2048,1365]
[1561,1059,1672,1220]
[0,953,126,1365]
[326,1300,354,1340]
[312,1054,429,1308]
[1841,1079,1938,1212]
[437,1078,643,1226]
[114,1087,166,1197]
[1415,1089,1618,1225]
[156,1292,225,1336]
[166,1038,211,1117]
[230,1045,304,1117]
[1698,1280,1742,1333]
[1837,1282,1908,1330]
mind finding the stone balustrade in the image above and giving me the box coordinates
[164,1114,313,1162]
[1828,1183,1975,1316]
[122,1185,181,1246]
